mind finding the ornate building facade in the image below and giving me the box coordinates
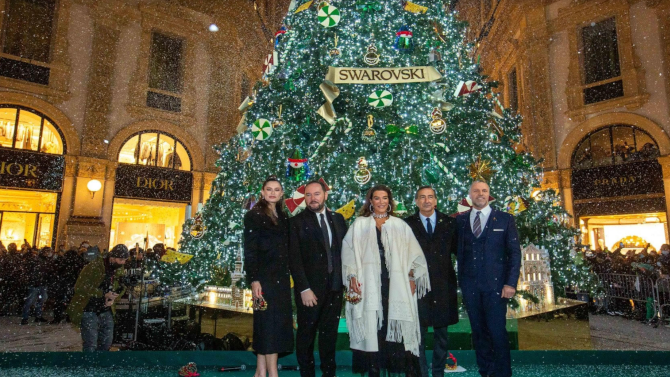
[0,0,289,250]
[454,0,670,251]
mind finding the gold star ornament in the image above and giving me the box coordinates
[469,155,496,182]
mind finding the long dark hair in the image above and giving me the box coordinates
[359,185,395,217]
[252,175,286,224]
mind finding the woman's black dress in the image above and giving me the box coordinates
[243,209,294,356]
[352,228,419,376]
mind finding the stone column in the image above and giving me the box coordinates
[80,18,121,159]
[518,7,557,170]
[64,157,110,248]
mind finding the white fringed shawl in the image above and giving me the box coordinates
[341,215,430,356]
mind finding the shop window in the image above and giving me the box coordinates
[147,32,184,112]
[1,0,57,85]
[571,125,660,170]
[118,131,191,171]
[581,17,623,105]
[0,106,64,154]
[110,198,186,250]
[0,188,57,248]
[2,0,56,62]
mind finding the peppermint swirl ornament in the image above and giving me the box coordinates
[368,90,393,108]
[317,5,340,28]
[251,118,273,140]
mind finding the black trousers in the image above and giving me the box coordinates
[419,326,449,377]
[295,288,342,377]
[462,288,511,377]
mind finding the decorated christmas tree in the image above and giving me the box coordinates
[174,0,597,298]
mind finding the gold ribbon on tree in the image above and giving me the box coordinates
[318,66,442,124]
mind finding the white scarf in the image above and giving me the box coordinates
[341,215,430,356]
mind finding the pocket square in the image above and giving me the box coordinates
[493,229,504,232]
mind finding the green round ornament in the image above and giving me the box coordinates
[251,118,273,140]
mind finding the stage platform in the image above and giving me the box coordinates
[337,317,518,350]
[336,299,589,351]
[0,351,668,376]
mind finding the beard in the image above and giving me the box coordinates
[307,201,325,212]
[110,262,124,269]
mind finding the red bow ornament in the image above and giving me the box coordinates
[453,80,482,97]
[453,195,496,216]
[285,178,331,215]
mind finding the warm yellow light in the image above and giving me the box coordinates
[87,179,102,198]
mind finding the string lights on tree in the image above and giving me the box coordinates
[173,0,596,296]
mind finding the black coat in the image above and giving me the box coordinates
[289,208,348,296]
[243,208,294,355]
[405,210,459,328]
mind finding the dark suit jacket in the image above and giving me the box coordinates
[456,207,522,292]
[289,208,348,295]
[405,210,459,328]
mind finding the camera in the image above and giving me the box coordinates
[112,275,142,294]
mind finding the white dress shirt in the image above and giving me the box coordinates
[316,206,332,247]
[419,210,437,234]
[469,205,492,236]
[302,207,332,294]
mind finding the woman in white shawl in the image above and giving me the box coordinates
[342,185,430,376]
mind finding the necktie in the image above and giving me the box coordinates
[426,217,433,238]
[473,211,482,238]
[320,213,333,274]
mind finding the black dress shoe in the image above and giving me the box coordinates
[20,318,29,325]
[34,317,48,323]
[48,319,62,325]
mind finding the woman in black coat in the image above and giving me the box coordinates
[244,176,294,377]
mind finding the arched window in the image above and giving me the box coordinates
[118,131,191,171]
[571,125,659,170]
[0,105,64,154]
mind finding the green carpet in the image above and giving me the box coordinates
[1,351,669,376]
[3,364,670,377]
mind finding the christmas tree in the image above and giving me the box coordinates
[175,0,597,297]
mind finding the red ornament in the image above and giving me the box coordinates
[445,352,458,371]
[284,178,331,215]
[452,195,497,216]
[178,362,200,377]
[453,80,482,97]
[262,51,278,76]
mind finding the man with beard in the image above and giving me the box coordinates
[289,180,348,377]
[67,244,128,351]
[456,180,521,377]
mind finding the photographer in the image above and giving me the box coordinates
[67,244,128,352]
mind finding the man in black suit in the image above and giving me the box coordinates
[405,186,459,377]
[456,180,521,377]
[289,180,348,377]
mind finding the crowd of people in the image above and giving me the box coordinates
[0,240,86,324]
[0,240,165,327]
[585,244,670,278]
[584,244,670,323]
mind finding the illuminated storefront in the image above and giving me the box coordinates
[571,125,668,252]
[111,131,192,250]
[0,106,65,248]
